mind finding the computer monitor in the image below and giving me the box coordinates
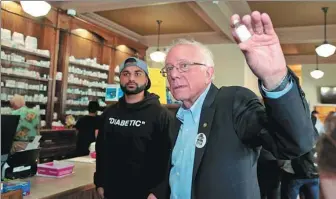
[1,115,20,155]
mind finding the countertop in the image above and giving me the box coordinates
[25,157,96,199]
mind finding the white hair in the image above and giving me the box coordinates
[10,94,25,109]
[165,38,215,68]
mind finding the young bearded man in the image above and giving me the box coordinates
[94,57,173,199]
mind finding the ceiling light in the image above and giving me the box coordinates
[315,7,335,57]
[150,51,166,63]
[315,43,336,57]
[310,70,324,79]
[150,20,166,63]
[311,52,324,79]
[20,1,51,17]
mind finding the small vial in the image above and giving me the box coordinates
[233,19,252,42]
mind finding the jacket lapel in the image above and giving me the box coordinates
[171,118,181,148]
[192,84,218,181]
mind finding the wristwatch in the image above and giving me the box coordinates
[268,72,291,92]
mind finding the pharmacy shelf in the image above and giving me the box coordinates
[68,72,107,82]
[67,82,106,90]
[67,93,104,98]
[1,44,50,59]
[66,104,88,107]
[66,104,107,110]
[2,86,47,92]
[69,61,109,72]
[1,73,49,83]
[1,59,50,70]
[1,111,46,116]
[66,104,108,111]
[65,57,109,119]
[1,100,47,105]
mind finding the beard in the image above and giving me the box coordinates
[120,82,147,95]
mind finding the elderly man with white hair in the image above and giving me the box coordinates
[148,11,315,199]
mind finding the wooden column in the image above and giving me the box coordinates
[39,11,59,127]
[101,42,115,84]
[58,31,71,118]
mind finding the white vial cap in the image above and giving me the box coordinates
[233,19,240,26]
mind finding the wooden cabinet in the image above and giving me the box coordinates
[1,45,51,124]
[1,2,57,127]
[56,30,109,119]
[1,190,22,199]
[39,129,77,163]
[1,1,148,126]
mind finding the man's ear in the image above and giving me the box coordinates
[206,67,214,81]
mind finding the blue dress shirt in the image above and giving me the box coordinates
[169,81,293,199]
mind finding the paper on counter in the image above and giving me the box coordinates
[66,157,96,164]
[25,135,42,150]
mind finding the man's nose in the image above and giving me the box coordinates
[129,74,136,81]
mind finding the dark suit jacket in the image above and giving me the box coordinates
[153,78,314,199]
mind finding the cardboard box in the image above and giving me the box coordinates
[2,180,30,196]
[37,161,74,177]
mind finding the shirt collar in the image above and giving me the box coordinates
[176,84,211,123]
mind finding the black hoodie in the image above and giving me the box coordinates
[94,92,173,199]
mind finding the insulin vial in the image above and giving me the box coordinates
[233,19,252,42]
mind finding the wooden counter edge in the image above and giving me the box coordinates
[39,183,96,199]
[39,129,76,133]
[1,189,23,199]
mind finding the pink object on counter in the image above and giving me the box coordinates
[52,126,65,130]
[90,152,96,159]
[37,162,74,177]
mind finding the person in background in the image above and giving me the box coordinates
[74,101,100,157]
[279,110,320,199]
[148,11,315,199]
[10,94,40,153]
[94,57,173,199]
[311,110,325,135]
[324,111,336,127]
[280,150,319,199]
[316,114,336,199]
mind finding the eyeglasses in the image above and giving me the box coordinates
[160,62,206,77]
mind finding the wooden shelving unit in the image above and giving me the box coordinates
[1,44,50,59]
[1,1,148,127]
[68,61,109,72]
[1,56,50,69]
[55,30,110,119]
[1,43,51,123]
[1,73,49,82]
